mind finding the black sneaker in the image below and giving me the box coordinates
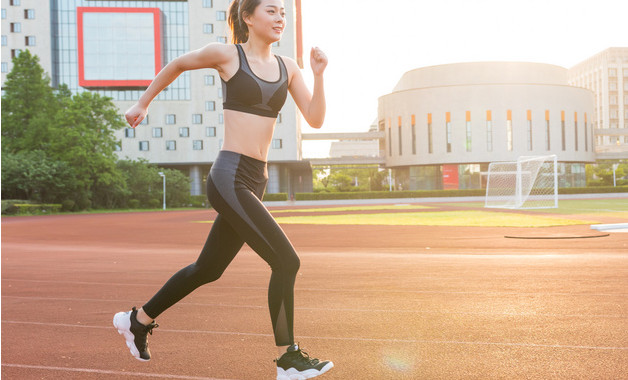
[275,344,333,380]
[113,307,158,361]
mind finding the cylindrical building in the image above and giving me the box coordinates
[378,62,596,190]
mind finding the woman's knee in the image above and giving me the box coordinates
[185,262,223,284]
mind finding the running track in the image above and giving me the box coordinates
[2,205,627,379]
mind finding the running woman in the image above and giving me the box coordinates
[113,0,332,379]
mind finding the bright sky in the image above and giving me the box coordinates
[298,0,628,157]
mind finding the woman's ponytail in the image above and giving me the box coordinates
[228,0,261,44]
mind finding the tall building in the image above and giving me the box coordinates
[568,47,628,159]
[1,0,313,197]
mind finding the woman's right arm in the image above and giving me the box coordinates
[125,43,233,128]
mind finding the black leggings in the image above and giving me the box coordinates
[142,150,300,346]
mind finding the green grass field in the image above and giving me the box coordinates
[271,210,598,227]
[191,199,626,227]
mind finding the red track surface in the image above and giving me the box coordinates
[2,205,627,379]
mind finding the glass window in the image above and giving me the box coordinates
[609,82,617,91]
[608,68,617,77]
[574,120,578,151]
[10,0,20,6]
[206,126,216,137]
[277,113,282,123]
[24,9,35,19]
[216,11,227,21]
[203,24,213,34]
[166,114,176,124]
[152,127,163,138]
[179,127,189,137]
[205,75,215,85]
[1,62,8,73]
[527,120,533,151]
[272,41,280,47]
[466,121,472,152]
[193,140,203,150]
[139,141,149,151]
[506,120,513,151]
[446,121,452,153]
[219,114,223,124]
[411,120,416,155]
[217,36,227,44]
[25,36,35,46]
[10,23,21,33]
[486,120,493,152]
[140,115,149,125]
[398,122,402,156]
[192,114,202,124]
[205,101,215,111]
[203,0,213,7]
[125,128,135,138]
[610,95,617,105]
[80,11,157,83]
[546,120,551,151]
[166,140,176,150]
[1,35,7,46]
[272,139,282,149]
[427,121,433,154]
[217,87,223,98]
[561,120,566,151]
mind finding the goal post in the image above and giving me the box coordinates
[485,155,558,209]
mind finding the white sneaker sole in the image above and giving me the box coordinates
[277,362,333,380]
[113,311,148,362]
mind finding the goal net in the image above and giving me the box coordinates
[485,155,558,209]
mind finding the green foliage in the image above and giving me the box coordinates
[313,166,387,192]
[1,51,126,210]
[586,160,628,186]
[1,50,56,153]
[116,160,190,209]
[262,193,289,201]
[1,150,77,202]
[190,195,208,208]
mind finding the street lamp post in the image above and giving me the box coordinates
[158,172,166,210]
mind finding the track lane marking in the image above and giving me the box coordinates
[3,320,627,351]
[2,295,626,319]
[0,363,236,379]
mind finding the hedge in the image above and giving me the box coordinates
[295,186,628,201]
[295,189,486,201]
[263,193,289,201]
[13,203,62,215]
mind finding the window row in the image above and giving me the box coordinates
[1,35,36,46]
[135,112,283,126]
[386,110,593,156]
[128,138,283,152]
[125,127,218,138]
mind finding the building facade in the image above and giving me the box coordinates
[1,0,313,197]
[378,62,596,190]
[568,47,628,159]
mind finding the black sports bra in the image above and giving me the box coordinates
[221,44,288,118]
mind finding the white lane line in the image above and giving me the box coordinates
[2,295,626,319]
[3,278,627,297]
[0,363,236,380]
[3,320,627,351]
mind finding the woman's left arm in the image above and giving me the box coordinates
[286,47,328,129]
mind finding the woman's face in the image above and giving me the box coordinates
[245,0,286,43]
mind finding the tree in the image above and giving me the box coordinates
[587,160,628,186]
[48,90,127,208]
[1,50,56,153]
[1,150,77,202]
[117,160,191,208]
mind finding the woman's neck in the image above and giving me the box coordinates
[242,38,273,61]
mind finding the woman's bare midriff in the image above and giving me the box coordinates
[221,109,277,162]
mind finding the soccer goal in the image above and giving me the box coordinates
[485,155,558,209]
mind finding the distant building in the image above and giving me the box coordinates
[1,0,312,197]
[568,47,628,159]
[378,62,596,190]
